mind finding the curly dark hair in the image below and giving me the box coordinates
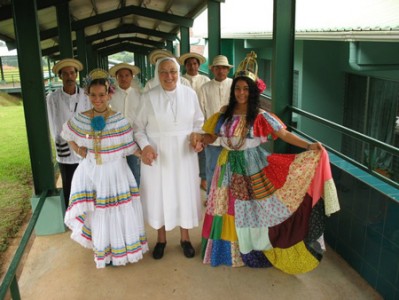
[223,76,260,126]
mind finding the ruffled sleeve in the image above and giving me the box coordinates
[253,111,287,141]
[61,114,87,144]
[203,112,223,135]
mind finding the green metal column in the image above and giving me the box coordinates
[86,43,96,71]
[166,40,173,53]
[221,39,235,77]
[76,29,88,84]
[207,0,221,67]
[0,57,5,82]
[272,0,296,153]
[135,54,144,85]
[55,1,73,59]
[180,26,190,55]
[12,0,56,194]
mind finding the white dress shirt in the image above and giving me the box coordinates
[46,86,91,164]
[109,86,141,126]
[198,78,233,146]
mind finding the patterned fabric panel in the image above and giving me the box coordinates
[220,214,239,242]
[264,241,319,274]
[230,173,253,200]
[253,111,286,140]
[269,195,312,248]
[305,199,326,243]
[263,153,295,189]
[241,250,273,268]
[210,239,232,267]
[274,150,320,212]
[324,178,340,215]
[250,171,276,199]
[235,195,292,228]
[203,112,223,135]
[244,147,270,175]
[236,226,272,254]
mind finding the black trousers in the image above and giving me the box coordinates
[59,163,79,209]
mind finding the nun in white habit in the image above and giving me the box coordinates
[134,57,204,260]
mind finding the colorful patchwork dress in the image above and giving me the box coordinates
[201,110,340,274]
[61,112,148,268]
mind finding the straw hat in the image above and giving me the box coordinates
[178,52,206,66]
[109,63,140,77]
[52,58,83,75]
[148,49,174,65]
[209,55,233,69]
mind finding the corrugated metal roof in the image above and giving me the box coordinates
[0,0,209,58]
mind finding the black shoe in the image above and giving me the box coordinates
[153,242,166,259]
[180,241,195,258]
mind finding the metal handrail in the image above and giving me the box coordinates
[289,105,399,189]
[0,190,48,300]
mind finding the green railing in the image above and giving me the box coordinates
[289,105,399,189]
[0,190,48,300]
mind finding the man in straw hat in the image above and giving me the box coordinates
[109,62,142,185]
[46,58,91,209]
[198,55,233,195]
[143,49,191,93]
[179,52,210,191]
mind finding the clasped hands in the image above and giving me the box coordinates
[189,132,204,152]
[141,145,158,166]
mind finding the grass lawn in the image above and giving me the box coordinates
[0,92,32,272]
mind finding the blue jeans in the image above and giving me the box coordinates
[127,155,141,187]
[198,150,206,180]
[205,145,223,194]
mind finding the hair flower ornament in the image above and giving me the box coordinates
[256,78,267,93]
[91,115,106,131]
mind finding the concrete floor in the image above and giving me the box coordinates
[13,218,382,300]
[1,183,381,300]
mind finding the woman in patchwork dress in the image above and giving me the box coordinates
[190,52,340,274]
[61,69,148,268]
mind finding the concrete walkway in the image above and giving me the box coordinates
[15,215,382,300]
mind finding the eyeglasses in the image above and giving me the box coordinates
[158,70,178,76]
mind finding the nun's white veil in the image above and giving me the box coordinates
[152,56,181,89]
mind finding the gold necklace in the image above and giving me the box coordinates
[226,119,248,150]
[91,108,109,165]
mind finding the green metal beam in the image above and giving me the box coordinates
[92,37,164,50]
[85,24,177,43]
[56,1,73,58]
[98,43,152,57]
[72,5,193,30]
[12,0,56,194]
[0,0,70,21]
[207,0,221,67]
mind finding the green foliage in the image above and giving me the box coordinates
[0,105,32,258]
[109,51,134,63]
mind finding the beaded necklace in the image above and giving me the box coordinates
[91,107,109,165]
[225,117,248,150]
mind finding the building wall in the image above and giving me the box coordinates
[327,162,399,299]
[296,40,347,150]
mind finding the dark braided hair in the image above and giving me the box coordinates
[223,76,260,126]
